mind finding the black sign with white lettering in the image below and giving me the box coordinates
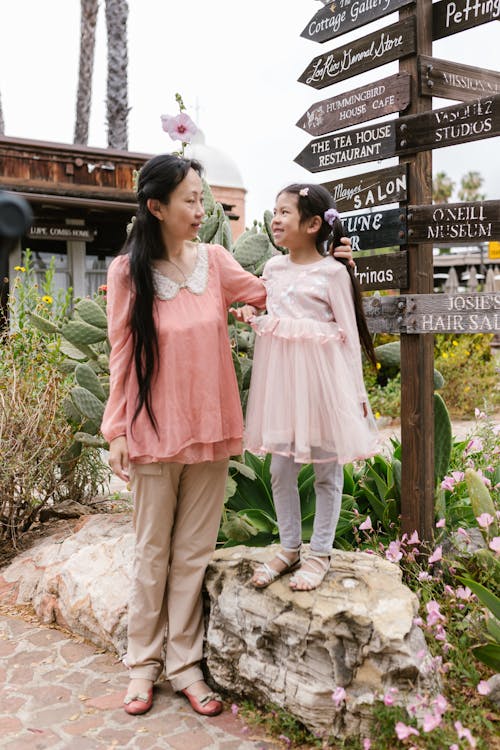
[355,251,408,291]
[322,164,408,212]
[296,73,411,135]
[298,17,416,90]
[433,0,500,41]
[344,207,407,251]
[301,0,414,44]
[407,200,500,244]
[28,224,95,241]
[295,122,396,172]
[418,55,500,102]
[396,94,500,153]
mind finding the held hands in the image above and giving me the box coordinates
[333,237,355,268]
[108,435,130,482]
[229,304,257,323]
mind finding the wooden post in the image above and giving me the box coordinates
[399,2,435,539]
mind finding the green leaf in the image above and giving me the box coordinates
[228,459,256,481]
[238,509,277,534]
[458,577,500,620]
[486,615,500,644]
[472,644,500,672]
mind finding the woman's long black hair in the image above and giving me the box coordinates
[278,183,377,369]
[122,153,203,433]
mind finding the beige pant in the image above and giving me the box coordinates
[126,458,228,691]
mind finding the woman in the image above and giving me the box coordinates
[102,153,354,716]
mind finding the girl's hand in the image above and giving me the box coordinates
[333,236,356,269]
[108,436,130,482]
[229,304,257,323]
[362,403,368,418]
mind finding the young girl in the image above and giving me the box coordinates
[241,183,379,591]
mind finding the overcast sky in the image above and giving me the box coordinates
[1,1,499,223]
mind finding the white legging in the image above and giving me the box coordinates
[270,454,343,556]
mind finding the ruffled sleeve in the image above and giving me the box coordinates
[327,262,367,403]
[210,244,267,308]
[101,254,134,443]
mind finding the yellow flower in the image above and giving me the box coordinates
[42,295,53,304]
[464,386,471,393]
[442,352,448,358]
[375,411,381,419]
[452,340,458,346]
[465,350,470,356]
[376,362,381,370]
[14,265,26,272]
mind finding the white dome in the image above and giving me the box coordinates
[185,130,244,189]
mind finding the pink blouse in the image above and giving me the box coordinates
[101,244,266,464]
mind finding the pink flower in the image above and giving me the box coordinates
[477,680,491,695]
[476,513,495,528]
[433,694,448,714]
[454,721,477,748]
[332,687,346,707]
[160,112,197,143]
[426,600,445,626]
[436,518,446,528]
[441,476,456,491]
[413,616,424,626]
[231,703,239,715]
[359,516,373,531]
[385,540,403,563]
[423,712,443,732]
[457,527,471,541]
[383,687,398,706]
[465,437,483,455]
[428,545,443,564]
[455,586,473,600]
[474,408,486,419]
[395,722,420,740]
[408,530,420,545]
[434,623,447,641]
[363,740,371,750]
[418,571,432,581]
[489,536,500,554]
[278,735,291,747]
[450,745,459,750]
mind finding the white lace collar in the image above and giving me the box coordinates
[152,244,209,300]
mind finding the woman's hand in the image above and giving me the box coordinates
[229,304,257,323]
[333,236,355,268]
[108,436,130,482]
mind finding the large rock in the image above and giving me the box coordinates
[0,516,434,739]
[204,546,434,739]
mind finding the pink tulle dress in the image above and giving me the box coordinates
[244,254,380,464]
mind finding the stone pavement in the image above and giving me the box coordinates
[0,609,280,750]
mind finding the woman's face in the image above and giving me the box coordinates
[156,168,205,240]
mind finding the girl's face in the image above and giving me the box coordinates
[271,192,303,250]
[154,168,205,240]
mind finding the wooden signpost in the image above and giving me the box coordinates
[418,56,500,101]
[321,164,408,212]
[293,2,500,539]
[296,73,411,135]
[301,0,414,44]
[407,200,500,243]
[432,0,500,40]
[298,17,416,90]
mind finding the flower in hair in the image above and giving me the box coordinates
[132,168,140,194]
[299,187,309,197]
[324,208,340,226]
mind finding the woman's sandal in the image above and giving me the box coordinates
[250,549,301,589]
[289,555,330,591]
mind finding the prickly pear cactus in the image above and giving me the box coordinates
[232,231,274,274]
[465,468,499,536]
[434,392,452,487]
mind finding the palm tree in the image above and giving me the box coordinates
[432,171,454,204]
[458,171,486,202]
[0,90,5,136]
[105,0,129,150]
[74,0,99,145]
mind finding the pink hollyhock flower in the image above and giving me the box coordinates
[332,687,346,707]
[436,518,446,528]
[385,540,403,563]
[359,516,372,531]
[477,680,491,695]
[489,536,500,553]
[395,722,419,740]
[428,545,443,564]
[476,513,495,528]
[426,600,445,626]
[160,112,197,143]
[423,712,443,732]
[454,721,477,748]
